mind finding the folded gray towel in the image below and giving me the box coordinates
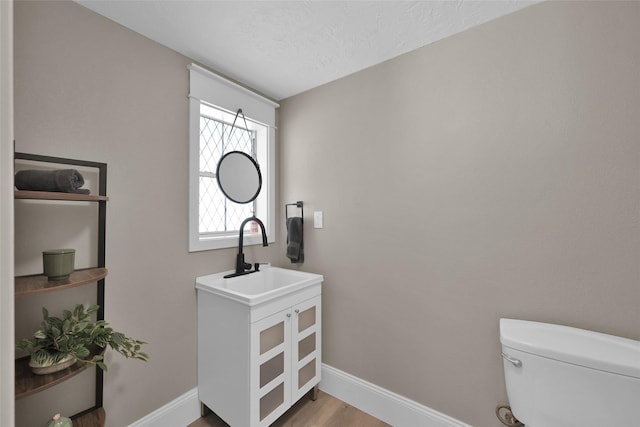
[286,217,304,263]
[15,169,90,194]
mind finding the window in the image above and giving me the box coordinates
[199,105,257,234]
[188,64,277,251]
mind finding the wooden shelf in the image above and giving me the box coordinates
[15,347,104,399]
[15,268,108,298]
[72,407,106,427]
[15,190,109,202]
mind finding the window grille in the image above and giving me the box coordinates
[199,112,256,234]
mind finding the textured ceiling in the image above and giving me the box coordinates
[76,1,539,101]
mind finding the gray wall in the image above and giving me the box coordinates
[1,1,15,425]
[278,1,639,426]
[13,1,640,426]
[13,2,281,425]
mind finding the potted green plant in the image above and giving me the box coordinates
[46,414,72,427]
[17,304,148,375]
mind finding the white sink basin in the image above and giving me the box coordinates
[196,266,323,305]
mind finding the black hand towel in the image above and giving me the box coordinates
[286,217,304,263]
[15,169,91,194]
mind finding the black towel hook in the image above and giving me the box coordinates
[285,201,304,225]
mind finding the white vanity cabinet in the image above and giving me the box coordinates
[196,269,322,427]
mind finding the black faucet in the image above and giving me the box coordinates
[224,216,268,278]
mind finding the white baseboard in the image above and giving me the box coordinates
[319,364,472,427]
[128,365,471,427]
[127,387,200,427]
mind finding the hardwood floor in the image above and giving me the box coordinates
[188,390,390,427]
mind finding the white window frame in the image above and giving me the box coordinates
[188,63,278,251]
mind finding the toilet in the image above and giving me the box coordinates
[500,318,640,427]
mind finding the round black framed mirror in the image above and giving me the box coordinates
[216,151,262,204]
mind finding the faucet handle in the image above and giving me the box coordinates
[236,253,252,273]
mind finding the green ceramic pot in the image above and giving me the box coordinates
[42,249,75,281]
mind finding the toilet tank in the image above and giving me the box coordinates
[500,319,640,427]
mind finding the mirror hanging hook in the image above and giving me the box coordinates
[227,108,251,145]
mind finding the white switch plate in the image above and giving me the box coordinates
[314,211,323,229]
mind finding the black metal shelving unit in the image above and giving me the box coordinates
[14,152,108,426]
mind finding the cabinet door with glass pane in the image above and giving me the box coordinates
[291,296,321,402]
[251,309,292,426]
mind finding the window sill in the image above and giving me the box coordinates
[189,233,275,252]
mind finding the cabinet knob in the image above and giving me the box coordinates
[286,313,291,318]
[294,309,300,314]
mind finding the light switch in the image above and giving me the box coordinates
[314,211,323,229]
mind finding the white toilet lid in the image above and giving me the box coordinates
[500,318,640,379]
